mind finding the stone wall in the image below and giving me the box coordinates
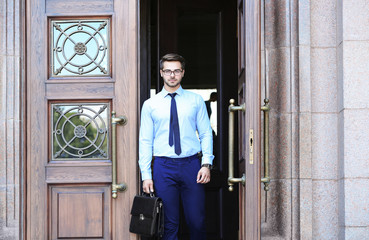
[261,0,369,239]
[298,0,313,239]
[310,0,339,238]
[0,0,24,239]
[337,0,369,238]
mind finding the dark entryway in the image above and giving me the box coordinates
[140,0,239,239]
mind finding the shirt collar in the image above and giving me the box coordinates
[159,85,184,98]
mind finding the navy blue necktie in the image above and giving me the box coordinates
[168,93,181,155]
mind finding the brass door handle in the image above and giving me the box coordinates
[111,111,128,199]
[261,99,270,191]
[228,99,246,192]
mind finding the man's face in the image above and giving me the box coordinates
[160,61,185,91]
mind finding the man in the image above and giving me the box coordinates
[204,92,217,119]
[139,53,214,240]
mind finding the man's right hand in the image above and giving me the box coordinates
[143,179,154,194]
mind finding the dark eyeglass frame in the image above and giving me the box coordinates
[162,69,183,76]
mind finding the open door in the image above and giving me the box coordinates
[140,0,262,238]
[26,0,138,239]
[141,0,239,239]
[228,0,262,239]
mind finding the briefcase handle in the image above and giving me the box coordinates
[141,191,156,198]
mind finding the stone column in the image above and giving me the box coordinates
[261,0,301,238]
[310,0,339,239]
[0,0,24,239]
[337,0,369,238]
[298,0,313,239]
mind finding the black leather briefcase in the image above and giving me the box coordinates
[129,193,164,238]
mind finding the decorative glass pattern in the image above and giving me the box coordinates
[51,19,110,77]
[51,103,110,160]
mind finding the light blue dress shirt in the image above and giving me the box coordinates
[139,86,214,180]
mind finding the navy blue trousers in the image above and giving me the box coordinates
[153,154,206,240]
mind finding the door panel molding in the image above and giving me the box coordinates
[45,165,112,183]
[49,184,111,239]
[46,83,115,99]
[46,0,114,14]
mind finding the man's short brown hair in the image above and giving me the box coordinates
[160,53,186,70]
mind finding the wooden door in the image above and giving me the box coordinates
[26,0,138,239]
[235,0,261,239]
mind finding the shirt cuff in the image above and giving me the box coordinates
[201,156,214,165]
[141,171,152,181]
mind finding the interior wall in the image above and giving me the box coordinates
[0,0,24,239]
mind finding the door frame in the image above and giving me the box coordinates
[138,0,262,238]
[139,0,240,238]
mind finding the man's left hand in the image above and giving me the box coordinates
[197,167,211,184]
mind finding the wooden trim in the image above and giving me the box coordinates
[26,0,48,237]
[45,0,114,14]
[46,78,115,83]
[244,0,261,239]
[45,12,115,17]
[111,0,139,238]
[45,165,112,183]
[45,83,115,99]
[21,0,27,238]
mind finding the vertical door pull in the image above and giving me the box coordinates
[228,99,246,192]
[111,111,128,198]
[260,99,270,191]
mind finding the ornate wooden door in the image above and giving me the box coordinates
[26,0,138,239]
[230,0,262,239]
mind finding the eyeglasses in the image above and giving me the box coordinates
[162,69,183,76]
